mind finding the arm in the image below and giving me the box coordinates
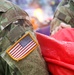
[50,0,71,34]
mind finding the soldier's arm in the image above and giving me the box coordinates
[0,57,5,75]
[50,0,69,34]
[0,57,12,75]
[50,18,61,33]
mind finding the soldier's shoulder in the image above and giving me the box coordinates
[0,0,14,12]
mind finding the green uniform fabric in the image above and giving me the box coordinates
[54,0,74,27]
[0,56,12,75]
[50,0,69,32]
[0,0,49,75]
[50,0,74,32]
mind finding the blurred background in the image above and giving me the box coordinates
[8,0,61,35]
[8,0,61,17]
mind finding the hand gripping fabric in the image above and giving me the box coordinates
[36,28,74,75]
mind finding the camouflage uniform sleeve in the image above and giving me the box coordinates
[0,57,21,75]
[50,0,70,33]
[0,57,5,75]
[0,57,11,75]
[0,0,49,75]
[50,0,65,32]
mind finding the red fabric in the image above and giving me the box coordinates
[36,28,74,75]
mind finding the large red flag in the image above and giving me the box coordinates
[36,28,74,75]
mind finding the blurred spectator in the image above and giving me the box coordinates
[8,0,54,32]
[48,0,60,13]
[29,0,52,22]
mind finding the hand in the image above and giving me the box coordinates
[51,23,71,35]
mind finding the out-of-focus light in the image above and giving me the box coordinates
[34,8,44,22]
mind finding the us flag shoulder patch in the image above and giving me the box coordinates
[6,33,38,61]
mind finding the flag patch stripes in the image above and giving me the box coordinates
[6,33,38,61]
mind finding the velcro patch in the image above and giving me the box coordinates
[6,33,38,61]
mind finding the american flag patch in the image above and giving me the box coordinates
[6,33,38,61]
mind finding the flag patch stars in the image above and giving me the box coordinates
[6,33,38,61]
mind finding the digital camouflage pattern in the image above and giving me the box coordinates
[50,0,74,33]
[0,0,49,75]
